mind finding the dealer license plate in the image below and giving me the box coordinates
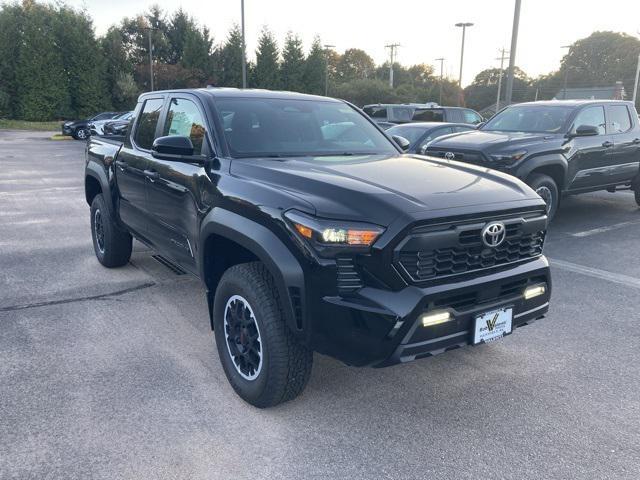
[473,307,513,344]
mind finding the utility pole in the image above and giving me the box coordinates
[495,48,509,113]
[435,57,445,105]
[385,43,400,88]
[455,22,473,105]
[323,44,335,97]
[145,27,158,91]
[633,52,640,104]
[504,0,521,104]
[560,45,571,99]
[240,0,247,88]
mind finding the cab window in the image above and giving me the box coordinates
[134,98,164,149]
[572,106,606,135]
[164,98,207,155]
[608,105,632,134]
[463,109,482,124]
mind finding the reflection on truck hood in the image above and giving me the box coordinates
[230,154,541,225]
[428,130,561,152]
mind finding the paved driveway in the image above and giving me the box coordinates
[1,130,639,479]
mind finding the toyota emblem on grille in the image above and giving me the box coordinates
[481,222,506,248]
[444,151,455,160]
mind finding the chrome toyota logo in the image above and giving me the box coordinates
[481,222,506,248]
[444,151,455,160]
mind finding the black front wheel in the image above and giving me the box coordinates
[527,173,559,221]
[213,262,313,408]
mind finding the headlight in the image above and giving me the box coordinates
[489,150,527,163]
[284,210,384,257]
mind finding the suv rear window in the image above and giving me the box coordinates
[363,106,388,119]
[134,98,164,149]
[412,109,444,122]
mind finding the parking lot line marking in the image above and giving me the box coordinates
[550,258,640,290]
[569,219,640,237]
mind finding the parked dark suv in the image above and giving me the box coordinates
[85,88,551,407]
[426,100,640,219]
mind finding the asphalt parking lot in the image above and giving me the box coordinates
[1,129,639,480]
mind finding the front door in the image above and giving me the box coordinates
[115,97,165,235]
[145,95,211,272]
[607,104,640,185]
[567,105,612,190]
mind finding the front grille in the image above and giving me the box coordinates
[396,211,547,284]
[427,148,487,165]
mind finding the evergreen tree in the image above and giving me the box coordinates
[303,36,325,95]
[16,1,69,120]
[102,27,136,109]
[254,28,280,90]
[219,25,244,88]
[280,32,305,92]
[0,3,22,117]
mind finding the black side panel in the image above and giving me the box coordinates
[199,208,307,337]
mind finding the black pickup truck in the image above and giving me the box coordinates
[426,100,640,219]
[85,88,551,407]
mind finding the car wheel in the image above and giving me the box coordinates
[74,128,89,140]
[527,173,559,221]
[90,194,132,267]
[634,188,640,207]
[213,262,313,408]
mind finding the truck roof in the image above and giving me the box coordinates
[141,87,342,103]
[515,99,634,107]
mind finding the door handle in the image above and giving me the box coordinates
[115,160,128,171]
[632,138,640,144]
[143,170,160,182]
[602,141,613,148]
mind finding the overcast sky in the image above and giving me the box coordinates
[68,0,640,86]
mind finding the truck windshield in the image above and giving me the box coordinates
[215,98,398,158]
[483,105,573,134]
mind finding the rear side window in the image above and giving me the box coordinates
[572,106,606,135]
[164,98,207,155]
[134,98,164,149]
[412,109,444,122]
[608,105,632,133]
[389,107,414,122]
[448,109,464,122]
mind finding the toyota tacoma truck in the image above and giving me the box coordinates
[85,88,552,408]
[425,100,640,219]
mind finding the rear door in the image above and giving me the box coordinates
[115,96,165,236]
[606,104,640,184]
[566,105,612,190]
[144,94,212,271]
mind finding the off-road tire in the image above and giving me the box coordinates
[213,262,313,408]
[527,173,559,221]
[90,194,132,267]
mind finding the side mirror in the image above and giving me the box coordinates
[392,135,411,151]
[152,135,195,159]
[570,125,599,137]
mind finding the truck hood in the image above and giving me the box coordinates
[230,154,541,226]
[427,130,562,152]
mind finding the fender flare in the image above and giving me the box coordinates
[515,154,569,190]
[199,208,306,337]
[84,162,116,218]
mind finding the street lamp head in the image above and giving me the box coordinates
[455,22,474,27]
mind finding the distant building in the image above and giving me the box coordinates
[554,81,626,100]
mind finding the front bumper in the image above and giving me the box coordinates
[312,256,551,367]
[61,125,73,135]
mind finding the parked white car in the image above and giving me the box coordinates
[89,111,133,135]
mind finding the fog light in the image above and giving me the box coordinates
[420,310,452,327]
[524,284,546,300]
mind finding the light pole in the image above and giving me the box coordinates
[495,48,509,112]
[145,27,158,91]
[560,45,571,99]
[323,44,335,96]
[455,22,473,105]
[385,43,400,88]
[504,0,521,104]
[435,57,445,105]
[632,52,640,104]
[240,0,247,88]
